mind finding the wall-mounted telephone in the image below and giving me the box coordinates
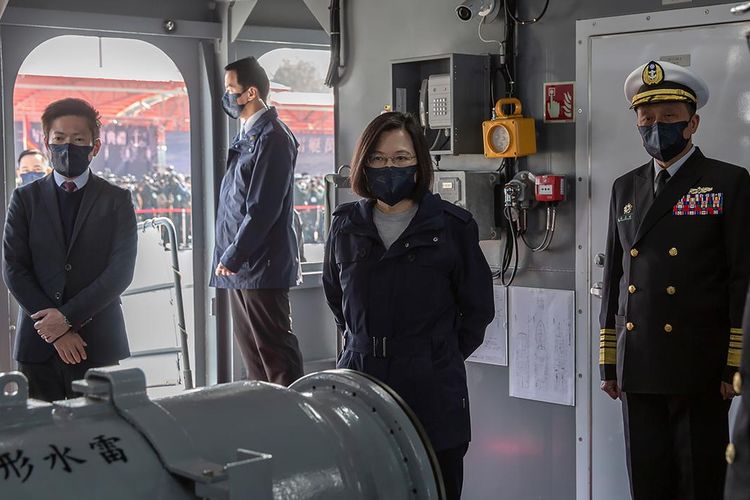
[418,73,452,130]
[392,54,488,154]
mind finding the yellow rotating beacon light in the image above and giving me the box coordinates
[482,97,537,158]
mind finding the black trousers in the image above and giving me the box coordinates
[228,288,303,386]
[435,443,469,500]
[621,391,731,500]
[19,356,116,402]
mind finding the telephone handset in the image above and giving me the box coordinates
[419,74,451,130]
[419,78,429,128]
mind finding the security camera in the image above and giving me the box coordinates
[455,0,499,23]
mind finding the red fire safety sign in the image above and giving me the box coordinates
[543,82,575,123]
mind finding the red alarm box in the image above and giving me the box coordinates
[535,175,565,202]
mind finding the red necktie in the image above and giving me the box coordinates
[62,181,77,193]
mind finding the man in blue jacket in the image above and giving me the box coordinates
[211,57,303,385]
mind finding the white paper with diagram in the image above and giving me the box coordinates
[508,287,575,406]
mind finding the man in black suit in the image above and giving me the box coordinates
[598,61,750,499]
[2,98,137,402]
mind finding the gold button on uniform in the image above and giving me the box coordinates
[666,286,676,295]
[726,443,736,465]
[669,247,678,257]
[626,322,635,331]
[630,249,639,257]
[628,285,637,294]
[664,324,673,333]
[734,372,743,395]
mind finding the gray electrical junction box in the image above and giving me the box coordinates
[434,170,499,240]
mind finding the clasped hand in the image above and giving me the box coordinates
[31,308,87,364]
[31,308,68,342]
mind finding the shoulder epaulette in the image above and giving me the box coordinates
[441,200,472,223]
[332,201,358,217]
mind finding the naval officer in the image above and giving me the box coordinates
[598,60,750,499]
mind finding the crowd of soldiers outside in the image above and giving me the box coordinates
[16,148,328,258]
[293,172,326,248]
[16,148,192,247]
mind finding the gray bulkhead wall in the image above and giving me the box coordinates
[0,0,738,497]
[8,0,219,22]
[335,0,732,498]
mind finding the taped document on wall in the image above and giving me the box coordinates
[468,285,508,366]
[509,287,575,406]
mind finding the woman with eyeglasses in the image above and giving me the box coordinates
[323,112,494,499]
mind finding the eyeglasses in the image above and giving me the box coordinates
[366,154,417,168]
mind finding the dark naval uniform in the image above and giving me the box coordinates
[599,148,750,499]
[726,289,750,499]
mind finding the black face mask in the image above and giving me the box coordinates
[365,166,417,206]
[637,121,690,163]
[221,91,244,119]
[47,143,93,178]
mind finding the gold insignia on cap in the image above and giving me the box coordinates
[624,203,633,214]
[642,61,665,86]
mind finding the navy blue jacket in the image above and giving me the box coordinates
[211,107,302,289]
[3,173,137,363]
[323,192,494,451]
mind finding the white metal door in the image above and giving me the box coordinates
[590,17,750,500]
[584,17,750,500]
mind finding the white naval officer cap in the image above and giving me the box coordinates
[624,60,709,110]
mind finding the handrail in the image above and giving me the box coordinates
[137,217,193,390]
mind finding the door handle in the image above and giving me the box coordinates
[590,282,603,298]
[594,253,605,268]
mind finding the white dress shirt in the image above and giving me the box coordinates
[53,168,90,190]
[240,107,269,138]
[653,144,696,193]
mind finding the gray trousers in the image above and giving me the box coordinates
[228,288,303,386]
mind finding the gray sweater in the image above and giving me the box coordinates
[372,204,419,250]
